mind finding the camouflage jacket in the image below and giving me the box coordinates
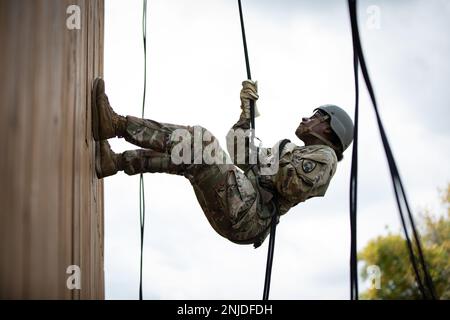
[226,111,338,246]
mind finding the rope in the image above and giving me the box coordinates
[263,216,278,299]
[237,0,277,300]
[139,0,148,301]
[349,6,359,298]
[347,0,436,300]
[237,0,255,133]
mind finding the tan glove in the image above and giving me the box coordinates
[240,80,261,119]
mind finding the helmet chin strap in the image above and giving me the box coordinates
[306,130,336,149]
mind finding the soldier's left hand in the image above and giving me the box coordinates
[240,80,261,118]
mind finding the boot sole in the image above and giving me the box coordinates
[92,78,101,141]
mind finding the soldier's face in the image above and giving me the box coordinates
[295,111,331,142]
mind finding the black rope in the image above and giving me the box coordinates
[349,3,359,298]
[237,0,255,131]
[139,0,148,301]
[237,0,277,300]
[347,0,436,300]
[263,215,278,300]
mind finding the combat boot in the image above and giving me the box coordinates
[95,140,123,178]
[92,78,127,141]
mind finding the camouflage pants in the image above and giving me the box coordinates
[120,116,271,245]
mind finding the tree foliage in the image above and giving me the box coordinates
[359,184,450,299]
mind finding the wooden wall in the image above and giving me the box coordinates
[0,0,104,299]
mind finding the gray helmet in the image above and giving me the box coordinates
[314,104,354,152]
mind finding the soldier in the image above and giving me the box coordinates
[92,78,353,248]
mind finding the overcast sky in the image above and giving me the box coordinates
[103,0,450,299]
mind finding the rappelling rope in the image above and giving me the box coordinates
[347,0,436,300]
[139,0,148,301]
[237,0,255,132]
[237,0,278,301]
[348,0,360,300]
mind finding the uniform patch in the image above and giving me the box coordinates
[302,159,316,173]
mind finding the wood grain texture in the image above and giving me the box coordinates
[0,0,104,299]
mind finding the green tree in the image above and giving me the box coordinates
[359,184,450,299]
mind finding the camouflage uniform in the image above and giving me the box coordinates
[118,109,337,247]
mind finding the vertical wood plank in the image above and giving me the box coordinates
[0,0,104,299]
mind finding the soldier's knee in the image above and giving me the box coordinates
[122,150,145,175]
